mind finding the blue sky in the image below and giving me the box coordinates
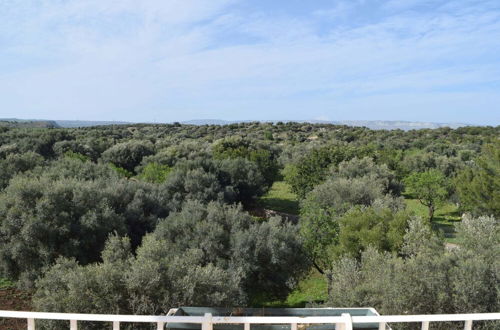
[1,0,500,124]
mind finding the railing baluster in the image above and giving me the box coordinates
[341,313,353,330]
[291,323,297,330]
[422,321,429,330]
[378,322,386,330]
[244,323,250,330]
[157,321,165,329]
[202,313,213,330]
[464,320,473,330]
[113,321,120,329]
[70,319,77,330]
[27,318,35,330]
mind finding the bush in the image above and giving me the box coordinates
[456,141,500,217]
[101,141,154,172]
[325,216,500,330]
[0,174,168,287]
[0,152,44,189]
[33,202,308,328]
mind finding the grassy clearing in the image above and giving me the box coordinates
[285,270,327,307]
[404,198,461,243]
[259,181,300,215]
[250,270,327,308]
[0,277,14,290]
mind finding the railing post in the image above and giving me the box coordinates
[378,322,386,330]
[421,321,429,330]
[70,319,77,330]
[202,313,213,330]
[27,318,35,330]
[113,321,120,330]
[244,323,250,330]
[291,323,298,330]
[341,313,353,330]
[157,321,165,329]
[464,320,473,330]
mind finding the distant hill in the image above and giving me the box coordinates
[334,120,469,130]
[0,119,59,128]
[181,119,470,130]
[0,119,130,128]
[181,119,232,125]
[2,118,471,130]
[55,120,131,128]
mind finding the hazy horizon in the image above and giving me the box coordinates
[1,0,500,125]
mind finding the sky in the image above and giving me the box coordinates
[1,0,500,125]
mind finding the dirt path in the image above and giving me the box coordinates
[0,288,32,330]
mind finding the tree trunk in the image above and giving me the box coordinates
[428,204,435,221]
[326,271,334,301]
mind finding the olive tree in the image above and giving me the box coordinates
[33,202,308,329]
[0,151,44,189]
[404,169,448,221]
[101,140,154,172]
[456,142,500,217]
[0,173,169,287]
[326,215,500,330]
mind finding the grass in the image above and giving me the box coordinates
[250,270,328,308]
[285,270,328,307]
[404,198,462,243]
[0,277,14,290]
[259,181,300,215]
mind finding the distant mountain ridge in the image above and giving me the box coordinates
[181,119,471,130]
[0,118,130,128]
[1,118,472,130]
[0,119,59,128]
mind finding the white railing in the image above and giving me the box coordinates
[0,310,499,330]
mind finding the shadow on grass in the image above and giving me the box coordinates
[260,198,300,215]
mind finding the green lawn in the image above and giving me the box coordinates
[250,270,327,308]
[0,277,14,290]
[404,198,461,243]
[259,181,300,215]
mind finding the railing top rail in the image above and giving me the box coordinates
[352,313,500,323]
[0,310,499,324]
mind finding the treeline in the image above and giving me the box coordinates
[0,123,498,329]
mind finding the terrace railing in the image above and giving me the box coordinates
[0,310,499,330]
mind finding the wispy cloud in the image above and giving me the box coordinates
[1,0,499,124]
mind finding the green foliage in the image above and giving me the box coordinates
[64,151,90,162]
[161,158,266,209]
[152,201,307,298]
[101,140,154,172]
[108,163,134,178]
[0,173,168,287]
[334,206,411,259]
[264,130,274,140]
[213,137,280,186]
[0,123,497,317]
[302,176,386,216]
[33,203,308,325]
[284,145,369,198]
[404,169,448,221]
[54,140,95,160]
[300,175,399,273]
[326,215,500,330]
[0,151,44,189]
[456,141,500,217]
[137,162,171,183]
[335,157,402,195]
[0,277,14,289]
[405,198,461,243]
